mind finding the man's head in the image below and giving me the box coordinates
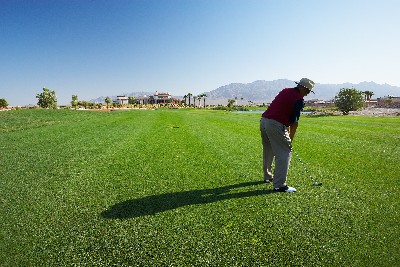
[295,78,315,97]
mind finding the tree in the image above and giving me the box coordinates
[71,95,78,109]
[187,93,193,107]
[363,91,374,101]
[128,96,136,105]
[196,93,207,108]
[227,99,236,108]
[335,88,364,115]
[36,88,57,109]
[183,95,188,106]
[199,93,207,108]
[80,101,88,109]
[384,96,393,105]
[0,98,8,108]
[105,97,111,109]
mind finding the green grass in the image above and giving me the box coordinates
[1,109,399,266]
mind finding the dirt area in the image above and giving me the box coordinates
[348,107,400,117]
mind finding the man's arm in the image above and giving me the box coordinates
[289,122,298,142]
[288,99,303,142]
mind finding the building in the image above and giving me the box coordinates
[116,96,129,105]
[114,91,180,106]
[304,99,335,108]
[149,91,173,104]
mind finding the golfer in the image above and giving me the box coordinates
[260,78,315,192]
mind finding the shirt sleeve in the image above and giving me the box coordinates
[289,99,304,124]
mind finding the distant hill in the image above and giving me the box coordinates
[90,80,400,104]
[312,81,400,102]
[203,79,292,104]
[203,80,400,104]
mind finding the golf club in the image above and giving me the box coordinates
[292,149,322,186]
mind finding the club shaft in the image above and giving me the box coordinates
[292,149,316,183]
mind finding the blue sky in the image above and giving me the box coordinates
[1,0,399,106]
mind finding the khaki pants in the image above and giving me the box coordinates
[260,118,292,188]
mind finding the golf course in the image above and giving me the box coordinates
[1,108,399,266]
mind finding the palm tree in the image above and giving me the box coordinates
[368,91,372,100]
[197,93,207,108]
[183,95,188,106]
[105,97,111,109]
[202,93,207,108]
[197,96,202,107]
[187,93,193,107]
[364,91,374,101]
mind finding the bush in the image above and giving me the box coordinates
[335,88,364,115]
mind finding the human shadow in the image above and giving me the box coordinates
[101,181,274,219]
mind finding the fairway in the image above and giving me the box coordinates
[1,109,399,266]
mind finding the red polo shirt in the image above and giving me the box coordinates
[262,88,304,127]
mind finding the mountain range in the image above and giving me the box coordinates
[91,79,400,104]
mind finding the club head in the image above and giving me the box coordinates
[312,181,322,186]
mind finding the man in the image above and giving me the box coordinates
[260,78,315,192]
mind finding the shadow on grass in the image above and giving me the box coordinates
[101,181,273,219]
